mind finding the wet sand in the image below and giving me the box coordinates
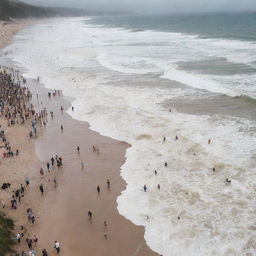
[164,94,256,121]
[0,20,35,49]
[0,21,158,256]
[28,79,158,256]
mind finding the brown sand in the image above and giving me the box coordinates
[0,21,158,256]
[0,19,35,49]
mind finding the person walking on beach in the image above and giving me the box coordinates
[143,185,147,192]
[1,199,5,209]
[40,168,44,177]
[25,176,30,186]
[16,233,21,243]
[51,157,55,166]
[39,184,44,195]
[61,125,63,132]
[54,241,60,254]
[77,146,80,154]
[54,178,57,188]
[165,162,168,167]
[107,179,110,190]
[157,184,161,190]
[97,185,100,194]
[88,211,92,221]
[42,249,48,256]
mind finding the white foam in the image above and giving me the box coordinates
[3,17,256,256]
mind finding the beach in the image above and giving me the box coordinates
[0,20,158,256]
[1,14,256,256]
[0,20,35,49]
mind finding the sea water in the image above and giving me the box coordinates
[2,12,256,256]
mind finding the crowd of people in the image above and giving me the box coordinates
[0,65,133,256]
[0,67,63,255]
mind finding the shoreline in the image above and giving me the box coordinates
[0,20,158,256]
[0,19,36,49]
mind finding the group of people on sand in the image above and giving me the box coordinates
[0,65,134,255]
[0,67,63,255]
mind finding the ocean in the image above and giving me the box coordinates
[2,12,256,256]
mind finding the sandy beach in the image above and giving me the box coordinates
[0,20,158,256]
[0,20,35,49]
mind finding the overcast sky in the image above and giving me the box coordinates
[22,0,256,14]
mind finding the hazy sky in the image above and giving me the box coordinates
[22,0,256,14]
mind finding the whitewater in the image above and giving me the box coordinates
[3,17,256,256]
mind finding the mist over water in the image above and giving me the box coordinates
[2,14,256,256]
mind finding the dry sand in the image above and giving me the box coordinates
[0,20,158,256]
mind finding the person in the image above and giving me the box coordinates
[20,184,25,194]
[107,179,110,190]
[71,106,74,111]
[26,238,33,249]
[163,136,166,142]
[97,185,100,194]
[208,139,211,144]
[154,170,157,175]
[175,135,178,140]
[51,157,55,166]
[165,162,168,167]
[25,176,30,186]
[16,233,21,243]
[42,249,48,256]
[213,167,215,172]
[60,106,63,112]
[88,211,92,220]
[143,185,147,192]
[40,168,44,176]
[28,250,36,256]
[226,178,231,184]
[61,125,63,132]
[1,199,5,208]
[54,178,57,188]
[104,221,107,228]
[54,241,60,253]
[39,184,44,195]
[33,235,38,244]
[76,146,80,153]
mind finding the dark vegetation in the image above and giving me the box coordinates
[0,0,54,20]
[0,0,98,21]
[0,212,16,255]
